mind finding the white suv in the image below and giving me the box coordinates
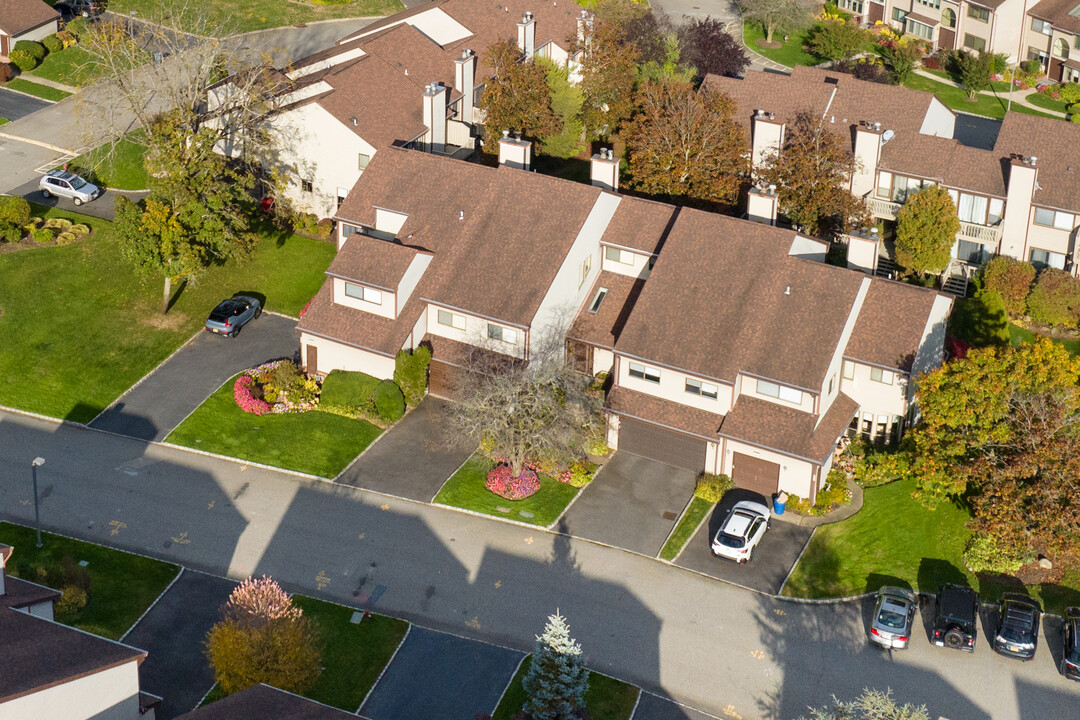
[711,500,771,563]
[39,170,101,206]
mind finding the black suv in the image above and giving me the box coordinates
[1062,608,1080,680]
[992,593,1040,660]
[931,583,978,651]
[56,0,106,18]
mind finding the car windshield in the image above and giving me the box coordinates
[715,533,745,549]
[877,607,907,629]
[69,176,86,189]
[998,615,1034,644]
[210,300,244,320]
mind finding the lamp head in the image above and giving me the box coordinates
[32,457,45,468]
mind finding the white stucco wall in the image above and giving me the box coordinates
[736,374,817,414]
[397,254,432,314]
[908,293,953,403]
[301,333,396,379]
[591,347,614,375]
[601,244,652,278]
[840,361,909,418]
[0,659,141,720]
[333,277,395,319]
[721,440,816,499]
[616,356,734,414]
[1024,212,1075,258]
[918,97,957,138]
[15,20,58,44]
[425,305,527,360]
[817,276,870,419]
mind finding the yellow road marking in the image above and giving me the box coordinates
[380,504,390,511]
[466,616,481,630]
[524,536,534,545]
[722,705,742,719]
[773,608,786,615]
[315,570,331,590]
[109,520,127,536]
[750,650,766,660]
[357,533,365,540]
[171,531,191,545]
[207,501,215,510]
[494,580,502,588]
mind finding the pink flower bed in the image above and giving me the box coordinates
[234,375,272,415]
[485,464,540,500]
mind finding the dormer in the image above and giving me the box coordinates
[327,235,433,319]
[601,244,655,279]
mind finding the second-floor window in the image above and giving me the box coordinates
[437,309,466,330]
[579,255,592,289]
[301,179,313,193]
[685,378,719,399]
[870,367,894,384]
[756,379,803,404]
[604,246,634,265]
[1032,18,1053,36]
[487,324,518,344]
[968,5,989,22]
[892,8,907,22]
[947,190,1004,226]
[628,362,660,384]
[915,0,939,7]
[842,360,855,380]
[1033,208,1075,230]
[877,173,931,202]
[345,283,381,304]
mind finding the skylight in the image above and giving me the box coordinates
[588,287,608,314]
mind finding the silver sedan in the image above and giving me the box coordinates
[870,586,918,649]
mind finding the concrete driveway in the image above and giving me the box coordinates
[359,627,523,720]
[0,88,51,122]
[676,489,814,594]
[561,453,698,556]
[335,397,472,500]
[122,570,237,719]
[89,313,299,441]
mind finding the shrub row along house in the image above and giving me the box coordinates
[707,66,1080,292]
[228,0,587,217]
[297,143,950,504]
[0,0,58,60]
[838,0,1080,83]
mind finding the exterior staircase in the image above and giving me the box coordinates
[874,255,901,280]
[941,261,973,297]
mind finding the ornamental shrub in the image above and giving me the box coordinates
[962,533,1025,574]
[485,464,540,500]
[1059,82,1080,105]
[42,34,64,54]
[55,30,77,48]
[234,375,272,415]
[321,370,380,410]
[0,222,22,243]
[64,17,90,39]
[522,612,589,720]
[0,197,31,229]
[694,472,733,503]
[44,217,72,230]
[56,586,88,616]
[68,223,91,236]
[1071,108,1080,123]
[393,346,431,406]
[0,63,13,83]
[31,227,53,243]
[13,40,46,63]
[982,256,1035,316]
[373,380,405,422]
[1020,59,1041,74]
[949,288,1010,347]
[1026,268,1080,327]
[56,231,78,245]
[315,218,333,239]
[853,447,910,487]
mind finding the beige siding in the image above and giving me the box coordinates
[591,347,615,375]
[14,20,58,44]
[736,374,817,414]
[425,305,527,360]
[720,440,816,498]
[616,356,734,414]
[333,277,396,319]
[0,660,141,720]
[840,361,909,417]
[600,244,652,278]
[300,333,395,379]
[818,277,871,419]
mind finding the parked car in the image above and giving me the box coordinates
[56,0,105,18]
[931,583,978,652]
[710,500,770,563]
[869,586,918,650]
[1061,607,1080,680]
[992,593,1040,661]
[204,295,261,338]
[38,170,101,206]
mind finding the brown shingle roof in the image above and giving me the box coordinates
[993,112,1080,211]
[326,235,427,290]
[0,608,145,704]
[0,0,58,36]
[719,393,858,464]
[567,272,645,351]
[0,575,61,611]
[600,196,676,253]
[845,280,943,371]
[606,386,725,440]
[175,684,356,720]
[297,282,421,357]
[317,54,430,148]
[1028,0,1080,34]
[614,209,866,390]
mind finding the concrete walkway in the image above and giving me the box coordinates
[729,19,793,74]
[911,67,1068,118]
[20,74,78,94]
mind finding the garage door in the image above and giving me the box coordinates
[618,418,707,472]
[731,452,781,497]
[428,360,466,400]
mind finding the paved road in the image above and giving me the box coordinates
[2,410,1076,720]
[0,88,51,123]
[651,0,739,22]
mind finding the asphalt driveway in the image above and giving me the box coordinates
[335,397,472,500]
[676,489,815,594]
[633,693,720,720]
[0,88,51,122]
[90,313,299,441]
[122,570,238,719]
[359,627,523,720]
[561,453,698,557]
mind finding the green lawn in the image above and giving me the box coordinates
[902,73,1059,120]
[30,46,111,88]
[3,77,72,101]
[110,0,402,35]
[0,118,8,126]
[493,656,639,720]
[659,497,712,561]
[434,455,581,527]
[0,204,336,422]
[0,522,178,639]
[69,130,149,190]
[742,22,820,68]
[166,375,382,477]
[1024,91,1070,113]
[1009,323,1080,356]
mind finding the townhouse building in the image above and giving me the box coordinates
[0,0,58,61]
[706,67,1080,292]
[299,142,949,503]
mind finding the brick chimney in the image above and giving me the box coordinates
[1000,156,1038,259]
[590,148,619,191]
[0,544,11,597]
[454,49,477,125]
[747,185,778,226]
[498,130,532,170]
[750,109,785,174]
[422,82,448,154]
[517,11,536,58]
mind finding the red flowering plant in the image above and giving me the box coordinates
[485,463,541,500]
[234,375,272,415]
[233,360,321,415]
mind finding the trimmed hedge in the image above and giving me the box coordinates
[13,40,46,63]
[0,196,31,226]
[8,49,38,73]
[320,370,382,409]
[394,346,431,406]
[1026,268,1080,327]
[694,473,733,503]
[982,256,1035,317]
[42,34,64,54]
[374,380,405,422]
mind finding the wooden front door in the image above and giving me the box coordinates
[867,1,884,24]
[1051,57,1066,82]
[938,27,956,51]
[305,344,318,375]
[1,34,9,58]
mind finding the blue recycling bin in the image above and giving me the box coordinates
[773,492,787,515]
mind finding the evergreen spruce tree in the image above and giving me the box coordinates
[522,611,589,720]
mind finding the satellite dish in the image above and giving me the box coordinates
[881,129,895,144]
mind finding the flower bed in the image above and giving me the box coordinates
[234,360,321,415]
[233,375,271,415]
[485,464,541,500]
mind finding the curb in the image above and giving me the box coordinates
[238,15,385,39]
[0,85,61,104]
[157,441,327,482]
[120,566,185,642]
[0,132,78,154]
[355,623,408,715]
[776,526,816,595]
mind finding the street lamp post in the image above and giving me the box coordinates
[31,457,45,548]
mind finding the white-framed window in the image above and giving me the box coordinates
[344,283,381,304]
[1030,248,1067,270]
[964,33,986,51]
[1033,207,1075,230]
[876,171,892,199]
[588,287,608,314]
[604,246,634,265]
[842,360,855,380]
[580,254,592,289]
[1032,18,1053,36]
[685,378,719,399]
[870,367,894,384]
[1053,38,1070,59]
[437,309,466,331]
[892,8,908,22]
[487,324,518,344]
[358,153,371,171]
[756,379,803,404]
[907,19,933,40]
[968,5,989,22]
[915,0,939,8]
[838,0,864,13]
[301,179,313,193]
[628,362,660,384]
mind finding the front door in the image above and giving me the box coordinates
[305,344,318,375]
[1051,57,1065,82]
[867,1,884,24]
[1,34,9,58]
[938,27,956,51]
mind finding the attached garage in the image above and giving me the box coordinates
[731,452,781,498]
[428,360,467,400]
[617,417,707,472]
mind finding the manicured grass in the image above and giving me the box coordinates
[902,73,1059,120]
[69,130,149,190]
[0,117,8,126]
[1024,91,1070,113]
[1009,323,1080,356]
[291,596,408,711]
[30,46,110,88]
[0,522,178,640]
[111,0,403,35]
[659,497,712,561]
[0,205,336,422]
[434,455,581,527]
[742,22,820,68]
[3,77,72,101]
[166,375,382,477]
[493,655,639,720]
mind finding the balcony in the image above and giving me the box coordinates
[866,197,901,220]
[958,220,1003,245]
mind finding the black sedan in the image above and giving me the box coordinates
[204,296,261,338]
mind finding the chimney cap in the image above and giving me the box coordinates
[1030,155,1038,165]
[768,184,776,194]
[502,129,510,137]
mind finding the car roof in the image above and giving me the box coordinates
[1000,593,1039,610]
[46,169,78,181]
[731,500,770,517]
[723,511,756,538]
[938,584,976,618]
[879,586,916,604]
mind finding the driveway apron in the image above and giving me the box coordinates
[360,627,523,720]
[633,693,722,720]
[561,453,697,556]
[122,570,238,719]
[335,397,472,501]
[89,313,298,442]
[0,88,51,123]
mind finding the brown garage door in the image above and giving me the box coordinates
[618,417,707,472]
[428,360,466,400]
[731,452,781,497]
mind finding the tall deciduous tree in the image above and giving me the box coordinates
[678,17,750,79]
[623,79,748,208]
[580,18,640,138]
[806,18,870,62]
[522,612,590,720]
[956,49,992,99]
[738,0,816,44]
[479,40,562,143]
[757,111,870,239]
[894,185,961,277]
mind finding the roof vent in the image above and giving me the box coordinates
[825,76,839,85]
[351,116,357,126]
[784,285,791,296]
[874,121,882,132]
[1030,155,1038,165]
[768,184,776,194]
[502,129,510,137]
[459,210,464,220]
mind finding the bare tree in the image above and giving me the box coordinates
[738,0,816,44]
